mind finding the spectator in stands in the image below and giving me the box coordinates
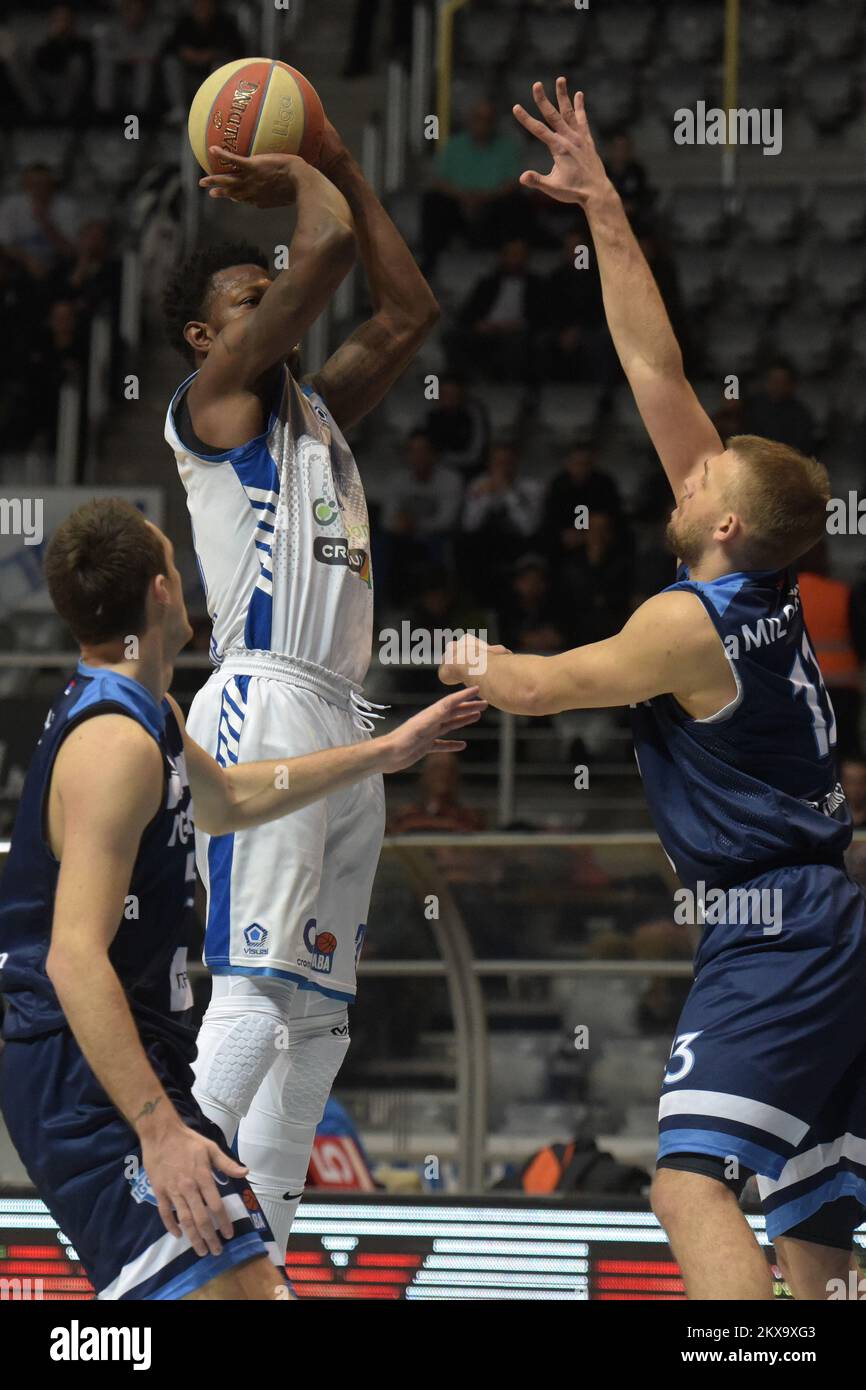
[540,227,618,384]
[388,753,486,833]
[559,510,635,646]
[382,567,485,699]
[450,238,545,382]
[380,429,463,602]
[798,540,863,757]
[460,441,542,603]
[541,441,622,570]
[97,0,165,114]
[163,0,245,123]
[29,4,94,123]
[8,297,87,464]
[423,371,490,478]
[498,554,570,654]
[742,360,816,456]
[421,100,531,275]
[46,219,121,319]
[0,164,80,282]
[604,132,653,224]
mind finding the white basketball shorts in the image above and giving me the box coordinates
[186,654,386,1001]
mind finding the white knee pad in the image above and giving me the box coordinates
[192,975,299,1144]
[238,997,351,1257]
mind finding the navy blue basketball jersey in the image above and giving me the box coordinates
[630,565,852,892]
[0,662,196,1043]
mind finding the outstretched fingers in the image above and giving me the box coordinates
[513,100,558,148]
[531,80,571,133]
[554,76,578,128]
[572,88,590,132]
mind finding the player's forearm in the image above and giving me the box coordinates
[45,948,181,1141]
[324,149,439,333]
[279,162,355,287]
[441,651,550,716]
[221,738,390,831]
[585,182,683,378]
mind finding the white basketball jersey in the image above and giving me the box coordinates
[165,365,373,685]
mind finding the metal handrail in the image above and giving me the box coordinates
[436,0,470,146]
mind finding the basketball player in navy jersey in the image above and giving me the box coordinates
[0,498,483,1301]
[440,80,866,1301]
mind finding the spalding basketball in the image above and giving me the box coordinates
[188,57,325,173]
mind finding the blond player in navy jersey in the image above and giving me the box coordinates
[163,117,439,1257]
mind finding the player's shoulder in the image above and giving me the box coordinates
[626,588,721,655]
[54,712,163,799]
[633,586,717,626]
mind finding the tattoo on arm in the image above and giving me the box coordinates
[133,1097,163,1124]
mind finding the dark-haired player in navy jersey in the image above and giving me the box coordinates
[439,79,866,1301]
[0,497,484,1301]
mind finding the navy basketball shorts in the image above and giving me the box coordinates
[657,863,866,1242]
[0,1026,282,1299]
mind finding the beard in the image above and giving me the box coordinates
[665,513,709,568]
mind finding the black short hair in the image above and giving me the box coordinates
[162,240,270,363]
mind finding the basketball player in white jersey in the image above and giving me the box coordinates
[162,118,439,1259]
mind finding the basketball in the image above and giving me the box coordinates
[315,931,337,954]
[187,57,325,174]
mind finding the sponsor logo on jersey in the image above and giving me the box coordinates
[243,922,269,956]
[302,917,336,974]
[313,536,372,588]
[128,1167,159,1207]
[312,495,339,526]
[240,1185,266,1230]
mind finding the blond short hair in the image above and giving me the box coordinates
[725,434,830,569]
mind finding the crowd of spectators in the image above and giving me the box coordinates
[0,163,121,469]
[375,426,642,680]
[0,1,248,127]
[0,0,250,471]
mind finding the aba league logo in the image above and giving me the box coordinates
[303,918,337,974]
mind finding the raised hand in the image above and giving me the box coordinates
[513,78,608,207]
[199,148,309,207]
